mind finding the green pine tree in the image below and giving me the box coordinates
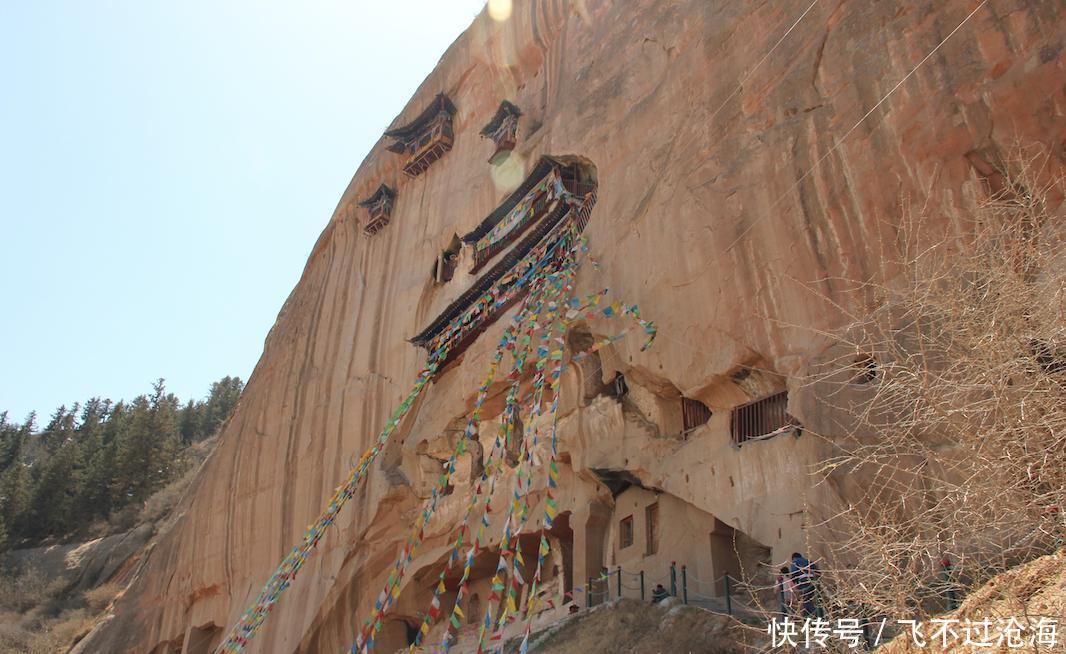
[0,461,31,538]
[75,402,117,524]
[1,375,241,544]
[27,439,81,537]
[200,376,243,439]
[180,399,202,444]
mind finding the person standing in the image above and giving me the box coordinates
[790,552,819,617]
[776,565,796,616]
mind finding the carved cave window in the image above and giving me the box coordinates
[432,235,462,285]
[645,503,659,555]
[730,390,798,446]
[681,397,712,432]
[619,515,634,549]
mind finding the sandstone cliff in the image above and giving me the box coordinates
[76,1,1066,652]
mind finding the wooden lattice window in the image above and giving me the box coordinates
[681,397,712,432]
[560,162,595,197]
[730,390,797,445]
[480,100,521,162]
[357,184,397,236]
[619,515,634,549]
[645,503,659,555]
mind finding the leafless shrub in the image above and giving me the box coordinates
[0,616,34,652]
[809,147,1066,622]
[0,566,66,614]
[0,574,116,653]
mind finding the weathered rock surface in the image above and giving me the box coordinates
[77,1,1066,652]
[2,524,153,593]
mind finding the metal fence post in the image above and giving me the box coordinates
[616,566,622,599]
[681,565,688,605]
[639,570,645,601]
[670,561,677,597]
[587,577,592,608]
[724,574,733,616]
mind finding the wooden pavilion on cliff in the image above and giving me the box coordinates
[462,156,595,273]
[480,100,522,162]
[411,156,597,370]
[385,93,456,178]
[358,183,397,236]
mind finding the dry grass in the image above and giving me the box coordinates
[802,147,1066,621]
[0,571,116,654]
[513,599,756,654]
[0,566,67,614]
[83,582,121,613]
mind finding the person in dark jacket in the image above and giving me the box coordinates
[790,552,820,617]
[651,583,670,604]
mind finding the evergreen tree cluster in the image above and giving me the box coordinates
[0,376,243,549]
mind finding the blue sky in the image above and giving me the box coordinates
[0,1,488,420]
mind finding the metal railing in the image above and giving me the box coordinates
[572,189,597,233]
[582,562,760,620]
[573,558,973,653]
[730,390,798,445]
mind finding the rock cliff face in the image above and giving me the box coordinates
[78,1,1066,652]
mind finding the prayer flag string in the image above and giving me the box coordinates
[218,190,657,654]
